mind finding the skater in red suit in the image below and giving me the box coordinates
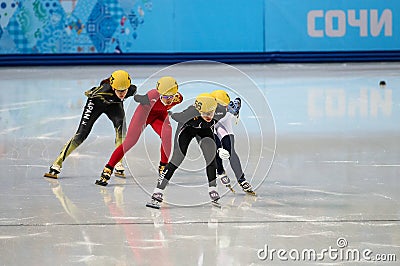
[95,76,183,186]
[145,93,228,209]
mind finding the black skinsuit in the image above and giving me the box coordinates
[52,79,137,168]
[156,104,226,189]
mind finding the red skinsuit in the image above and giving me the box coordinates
[107,89,182,167]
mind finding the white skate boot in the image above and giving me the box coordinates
[114,162,125,178]
[217,171,235,193]
[146,192,163,209]
[209,189,221,208]
[240,180,256,196]
[44,164,61,179]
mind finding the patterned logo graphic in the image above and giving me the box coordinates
[0,1,18,28]
[0,0,153,53]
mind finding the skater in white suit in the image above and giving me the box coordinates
[210,90,256,196]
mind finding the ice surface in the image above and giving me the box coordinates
[0,62,399,265]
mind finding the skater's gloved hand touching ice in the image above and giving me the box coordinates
[134,94,150,105]
[217,148,230,160]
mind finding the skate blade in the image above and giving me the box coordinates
[114,172,126,178]
[245,191,257,196]
[146,202,161,209]
[227,185,236,193]
[95,180,108,186]
[44,173,58,179]
[211,200,222,208]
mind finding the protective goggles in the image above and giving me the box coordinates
[160,94,175,100]
[200,111,215,117]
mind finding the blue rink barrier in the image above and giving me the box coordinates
[1,1,399,65]
[1,51,400,66]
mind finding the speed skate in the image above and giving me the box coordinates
[114,162,126,178]
[114,171,125,178]
[146,200,161,209]
[211,200,222,208]
[244,190,257,196]
[43,172,58,179]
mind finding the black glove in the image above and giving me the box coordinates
[130,84,138,95]
[169,112,180,122]
[134,94,150,105]
[84,87,96,97]
[169,113,176,121]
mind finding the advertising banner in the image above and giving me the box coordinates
[265,0,398,51]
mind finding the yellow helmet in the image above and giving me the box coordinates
[210,89,230,106]
[194,93,217,113]
[156,76,178,96]
[110,70,131,91]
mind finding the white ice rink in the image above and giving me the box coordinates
[0,62,399,265]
